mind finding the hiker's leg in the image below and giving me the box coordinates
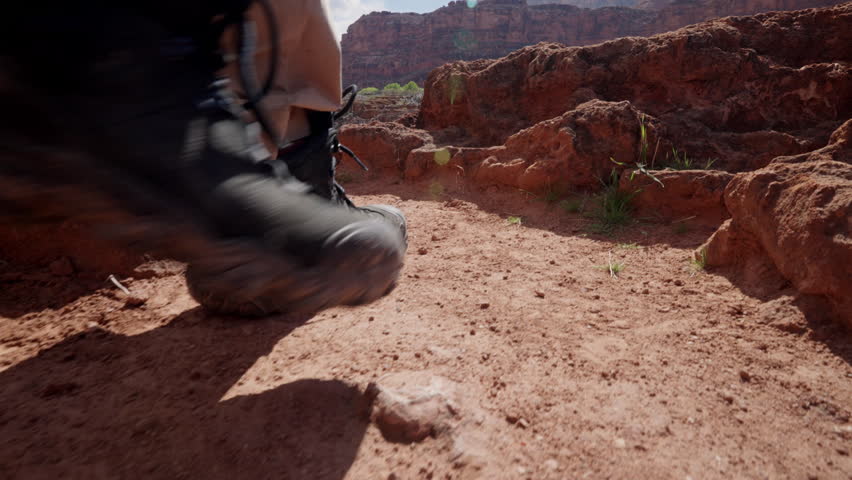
[1,3,406,316]
[226,0,343,143]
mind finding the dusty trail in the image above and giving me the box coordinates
[1,180,850,480]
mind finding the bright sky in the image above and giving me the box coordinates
[328,0,451,38]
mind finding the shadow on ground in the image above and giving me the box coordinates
[0,221,149,317]
[0,308,368,480]
[707,265,852,367]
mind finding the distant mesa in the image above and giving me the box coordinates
[341,0,844,87]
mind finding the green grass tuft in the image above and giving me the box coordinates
[588,171,637,234]
[691,247,708,272]
[596,253,625,277]
[665,148,717,170]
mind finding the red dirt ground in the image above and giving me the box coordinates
[1,179,850,480]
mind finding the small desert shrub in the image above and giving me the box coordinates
[588,170,636,234]
[402,81,422,92]
[610,114,664,187]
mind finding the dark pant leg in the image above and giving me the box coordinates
[0,9,406,315]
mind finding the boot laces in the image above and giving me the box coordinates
[330,85,369,172]
[326,86,370,207]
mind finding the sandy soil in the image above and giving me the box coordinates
[0,179,850,480]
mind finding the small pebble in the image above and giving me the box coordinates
[123,295,147,309]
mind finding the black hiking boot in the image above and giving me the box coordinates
[0,3,407,316]
[276,86,408,240]
[184,86,409,315]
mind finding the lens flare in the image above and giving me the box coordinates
[434,149,451,166]
[429,181,445,197]
[448,74,465,105]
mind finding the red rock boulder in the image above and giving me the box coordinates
[338,122,434,176]
[471,100,662,190]
[620,170,734,226]
[419,3,852,171]
[701,157,852,326]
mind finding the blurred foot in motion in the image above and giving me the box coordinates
[0,1,407,316]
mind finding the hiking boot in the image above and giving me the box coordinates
[0,3,407,316]
[276,86,408,242]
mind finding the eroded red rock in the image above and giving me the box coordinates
[620,170,734,226]
[419,3,851,172]
[350,94,421,124]
[338,122,433,175]
[471,100,660,190]
[772,119,852,165]
[342,0,841,88]
[701,158,852,326]
[391,100,662,191]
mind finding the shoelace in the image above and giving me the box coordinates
[330,85,369,172]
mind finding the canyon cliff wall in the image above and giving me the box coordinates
[341,0,841,87]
